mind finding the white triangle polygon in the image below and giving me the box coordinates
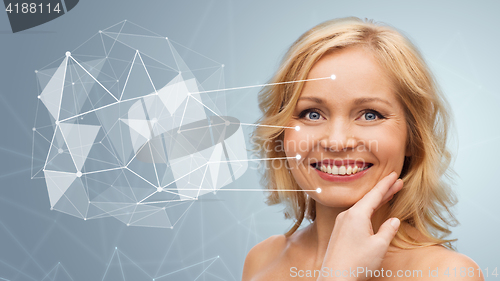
[121,119,151,140]
[39,57,67,120]
[59,123,101,171]
[157,74,189,115]
[209,143,224,189]
[44,170,77,207]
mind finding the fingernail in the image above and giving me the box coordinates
[390,218,400,229]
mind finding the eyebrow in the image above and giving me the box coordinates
[298,96,392,107]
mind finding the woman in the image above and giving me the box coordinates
[243,17,482,280]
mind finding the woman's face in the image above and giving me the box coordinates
[284,46,410,208]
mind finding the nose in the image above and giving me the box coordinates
[319,119,358,152]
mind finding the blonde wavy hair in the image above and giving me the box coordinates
[251,17,458,249]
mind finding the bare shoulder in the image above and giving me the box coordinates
[242,234,288,281]
[414,246,484,281]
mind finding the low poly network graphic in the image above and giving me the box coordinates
[31,20,248,228]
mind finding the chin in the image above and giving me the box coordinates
[312,191,365,209]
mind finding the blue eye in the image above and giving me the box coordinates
[362,110,385,121]
[307,111,321,120]
[298,109,323,120]
[365,112,377,120]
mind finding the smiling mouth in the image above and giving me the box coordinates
[311,162,373,176]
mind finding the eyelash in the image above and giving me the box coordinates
[361,108,386,121]
[297,108,386,121]
[298,108,322,119]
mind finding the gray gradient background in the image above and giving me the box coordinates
[0,0,499,280]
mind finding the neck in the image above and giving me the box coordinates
[306,202,390,265]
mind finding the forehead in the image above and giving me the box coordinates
[301,46,397,105]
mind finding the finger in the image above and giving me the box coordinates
[371,176,402,214]
[374,217,400,246]
[375,192,395,213]
[353,171,398,216]
[380,178,403,204]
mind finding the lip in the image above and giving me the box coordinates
[314,159,372,168]
[314,164,372,182]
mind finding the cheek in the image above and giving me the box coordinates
[283,125,320,158]
[283,128,319,192]
[363,123,407,166]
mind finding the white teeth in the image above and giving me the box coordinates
[316,164,370,176]
[339,166,346,175]
[331,165,339,174]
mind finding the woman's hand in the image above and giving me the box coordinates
[318,171,403,281]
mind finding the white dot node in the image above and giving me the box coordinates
[177,130,181,134]
[58,148,63,154]
[65,51,71,57]
[32,127,36,131]
[295,126,300,131]
[330,74,336,80]
[84,218,87,221]
[296,154,301,160]
[316,188,322,193]
[35,70,38,73]
[55,121,59,125]
[72,82,75,85]
[151,118,157,124]
[165,37,168,40]
[225,120,230,126]
[76,171,82,177]
[99,30,102,33]
[116,80,119,82]
[37,95,41,99]
[221,64,224,68]
[170,226,173,229]
[156,186,163,192]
